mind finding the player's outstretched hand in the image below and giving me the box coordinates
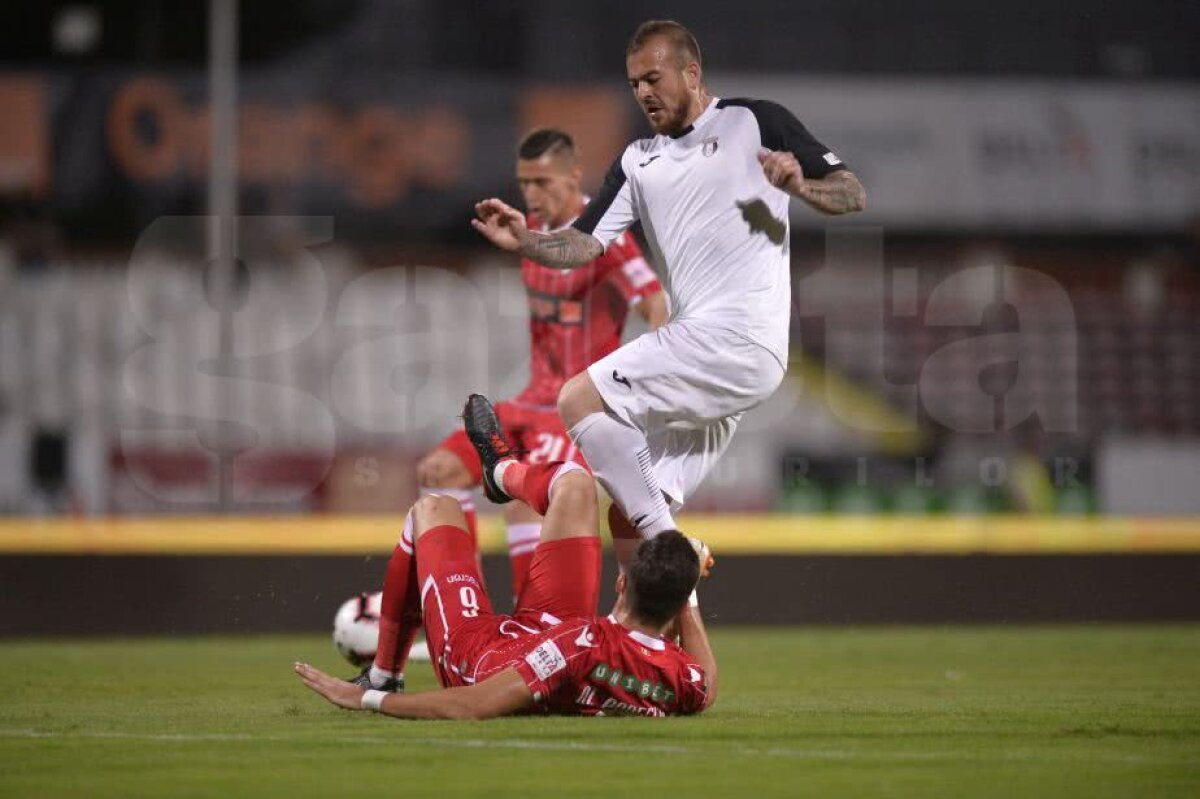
[758,149,804,194]
[471,198,528,252]
[294,662,364,710]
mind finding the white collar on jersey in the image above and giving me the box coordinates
[607,613,667,651]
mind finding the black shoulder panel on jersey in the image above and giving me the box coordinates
[717,97,848,180]
[573,153,627,235]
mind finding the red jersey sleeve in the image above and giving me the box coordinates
[603,232,661,306]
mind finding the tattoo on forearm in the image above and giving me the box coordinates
[519,229,604,269]
[798,171,866,215]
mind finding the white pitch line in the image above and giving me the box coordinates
[0,728,692,755]
[0,728,1177,765]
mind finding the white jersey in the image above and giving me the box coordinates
[574,97,846,365]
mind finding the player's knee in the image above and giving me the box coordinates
[557,373,601,428]
[412,493,464,537]
[556,469,596,499]
[552,471,598,518]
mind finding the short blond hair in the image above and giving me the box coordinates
[627,20,702,68]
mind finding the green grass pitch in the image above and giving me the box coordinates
[1,625,1198,798]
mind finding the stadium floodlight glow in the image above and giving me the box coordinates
[52,6,101,55]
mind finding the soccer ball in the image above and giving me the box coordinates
[332,591,382,667]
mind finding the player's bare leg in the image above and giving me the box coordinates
[536,468,598,543]
[558,371,677,537]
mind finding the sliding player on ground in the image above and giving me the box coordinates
[472,20,866,570]
[294,394,715,718]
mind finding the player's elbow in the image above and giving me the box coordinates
[704,680,719,711]
[841,175,867,214]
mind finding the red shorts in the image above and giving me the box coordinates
[415,525,600,686]
[436,400,585,485]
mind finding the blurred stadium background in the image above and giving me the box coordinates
[1,0,1199,634]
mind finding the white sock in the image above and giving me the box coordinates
[568,412,676,537]
[493,460,515,495]
[369,664,402,688]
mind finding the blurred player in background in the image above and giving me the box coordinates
[418,128,667,599]
[473,21,865,571]
[299,394,714,717]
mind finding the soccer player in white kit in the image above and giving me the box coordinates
[472,20,866,563]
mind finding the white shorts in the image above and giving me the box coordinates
[587,320,785,507]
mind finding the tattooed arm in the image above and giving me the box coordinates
[795,170,867,215]
[758,151,867,216]
[471,198,602,269]
[517,228,604,269]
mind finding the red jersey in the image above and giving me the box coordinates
[518,214,661,408]
[446,613,709,717]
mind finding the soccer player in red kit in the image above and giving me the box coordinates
[418,128,667,599]
[294,395,716,718]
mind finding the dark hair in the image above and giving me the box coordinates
[626,20,702,68]
[627,531,700,627]
[517,128,575,161]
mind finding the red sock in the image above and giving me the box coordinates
[505,521,541,599]
[418,488,485,593]
[498,461,573,516]
[373,525,422,674]
[510,550,534,598]
[462,506,478,549]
